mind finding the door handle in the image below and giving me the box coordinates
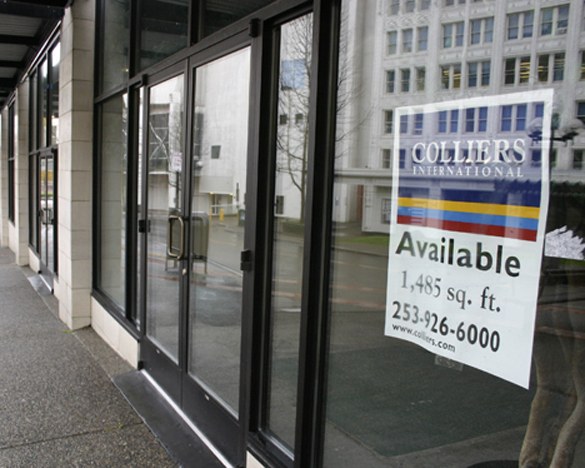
[240,249,253,271]
[167,215,186,260]
[138,219,151,233]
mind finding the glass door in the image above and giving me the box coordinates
[140,46,252,466]
[37,148,57,288]
[182,45,251,463]
[141,70,186,402]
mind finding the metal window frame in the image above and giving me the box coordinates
[91,1,349,468]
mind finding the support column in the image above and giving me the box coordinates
[14,86,30,266]
[55,0,95,329]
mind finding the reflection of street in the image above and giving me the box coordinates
[326,232,585,467]
[148,217,392,314]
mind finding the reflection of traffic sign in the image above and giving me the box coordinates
[170,152,182,172]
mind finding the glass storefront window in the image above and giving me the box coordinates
[324,1,585,467]
[266,12,313,450]
[99,0,129,94]
[98,93,128,308]
[201,0,277,38]
[188,47,251,417]
[139,0,189,72]
[39,58,48,148]
[50,43,60,146]
[29,71,37,152]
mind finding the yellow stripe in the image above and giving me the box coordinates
[399,197,540,219]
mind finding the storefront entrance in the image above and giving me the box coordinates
[30,148,57,290]
[135,7,320,463]
[139,43,252,464]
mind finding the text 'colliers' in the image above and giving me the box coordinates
[395,231,521,277]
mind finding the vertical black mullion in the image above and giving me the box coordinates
[52,147,58,274]
[28,154,33,245]
[8,104,15,223]
[240,21,273,462]
[259,24,282,436]
[125,86,138,324]
[179,60,192,380]
[130,0,140,78]
[240,22,258,462]
[47,48,53,146]
[247,17,280,435]
[92,0,99,281]
[93,0,103,97]
[189,0,203,44]
[37,61,42,150]
[138,80,151,340]
[92,104,102,290]
[36,153,40,252]
[294,0,341,467]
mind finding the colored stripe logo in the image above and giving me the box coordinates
[397,197,539,241]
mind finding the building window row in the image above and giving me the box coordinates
[445,0,487,6]
[387,27,428,55]
[541,5,569,36]
[386,67,425,93]
[504,56,531,85]
[537,53,565,83]
[505,54,565,85]
[391,7,569,56]
[396,52,564,93]
[383,103,545,136]
[507,6,569,40]
[389,0,430,15]
[441,61,491,90]
[443,13,569,48]
[507,11,534,40]
[443,18,493,48]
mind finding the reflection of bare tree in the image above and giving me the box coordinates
[276,10,371,221]
[277,14,312,221]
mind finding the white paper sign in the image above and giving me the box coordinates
[385,90,553,388]
[170,152,182,172]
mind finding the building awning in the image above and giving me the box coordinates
[0,0,72,110]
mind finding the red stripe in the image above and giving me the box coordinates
[397,215,537,241]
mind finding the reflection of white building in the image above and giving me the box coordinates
[193,51,250,217]
[335,0,585,234]
[275,16,313,220]
[147,53,250,218]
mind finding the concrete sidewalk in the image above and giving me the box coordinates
[0,248,177,467]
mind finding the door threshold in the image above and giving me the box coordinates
[113,370,233,468]
[28,273,53,296]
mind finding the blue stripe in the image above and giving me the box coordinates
[399,181,541,207]
[397,206,539,231]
